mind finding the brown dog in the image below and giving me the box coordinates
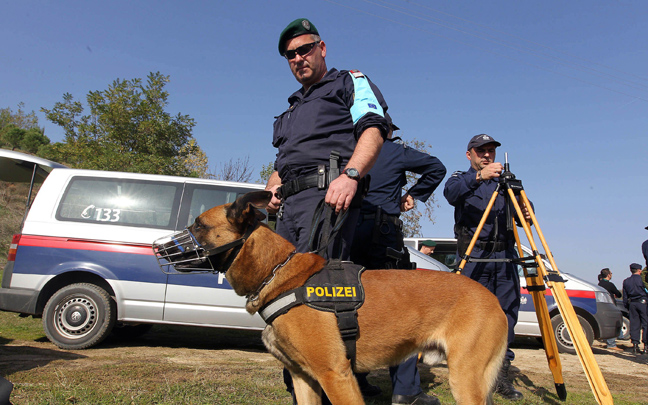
[185,191,508,405]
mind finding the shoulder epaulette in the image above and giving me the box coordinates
[349,70,365,78]
[450,170,465,177]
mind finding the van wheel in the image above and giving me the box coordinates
[551,314,594,354]
[619,316,630,340]
[43,283,116,350]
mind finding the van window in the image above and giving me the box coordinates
[57,177,182,229]
[185,187,241,227]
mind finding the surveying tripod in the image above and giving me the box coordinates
[455,154,613,405]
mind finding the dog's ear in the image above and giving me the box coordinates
[227,190,272,229]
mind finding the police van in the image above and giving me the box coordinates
[0,150,449,350]
[404,237,623,354]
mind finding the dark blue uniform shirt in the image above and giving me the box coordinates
[623,274,648,307]
[361,139,446,216]
[643,239,648,267]
[443,167,513,241]
[272,68,389,182]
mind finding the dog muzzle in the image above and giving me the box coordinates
[153,223,256,274]
[152,229,243,274]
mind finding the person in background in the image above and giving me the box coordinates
[622,263,648,355]
[418,240,436,256]
[597,268,623,351]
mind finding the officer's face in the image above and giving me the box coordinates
[285,34,327,90]
[467,143,497,171]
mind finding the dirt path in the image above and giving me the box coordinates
[1,327,647,404]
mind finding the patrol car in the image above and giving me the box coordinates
[404,237,623,354]
[0,150,449,350]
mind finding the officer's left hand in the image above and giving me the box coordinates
[326,175,358,213]
[517,197,532,221]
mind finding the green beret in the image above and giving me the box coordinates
[420,240,436,247]
[278,18,319,56]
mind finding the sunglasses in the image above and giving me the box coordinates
[285,41,320,60]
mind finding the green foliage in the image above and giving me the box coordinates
[0,102,39,132]
[258,161,274,184]
[21,128,50,153]
[41,72,198,176]
[1,125,25,150]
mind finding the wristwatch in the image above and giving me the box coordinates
[343,167,360,181]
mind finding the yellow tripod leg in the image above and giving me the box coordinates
[513,225,567,400]
[512,190,613,405]
[456,189,499,273]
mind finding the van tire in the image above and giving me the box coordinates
[619,316,630,340]
[551,313,594,354]
[43,283,117,350]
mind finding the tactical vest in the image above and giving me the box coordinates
[259,259,365,368]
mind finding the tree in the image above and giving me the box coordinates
[397,137,441,237]
[0,103,39,132]
[41,72,198,176]
[209,156,254,183]
[258,162,274,184]
[21,128,50,154]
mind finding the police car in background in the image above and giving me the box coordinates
[0,150,449,350]
[405,237,622,354]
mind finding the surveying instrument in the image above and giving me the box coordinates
[456,154,613,404]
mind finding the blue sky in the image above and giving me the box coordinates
[3,1,647,285]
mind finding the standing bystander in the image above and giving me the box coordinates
[597,268,623,351]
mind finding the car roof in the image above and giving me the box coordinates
[0,148,68,184]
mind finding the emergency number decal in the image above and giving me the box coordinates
[81,205,121,222]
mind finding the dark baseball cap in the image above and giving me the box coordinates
[630,263,642,270]
[420,240,436,247]
[467,134,501,151]
[278,18,319,56]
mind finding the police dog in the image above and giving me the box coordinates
[180,191,508,405]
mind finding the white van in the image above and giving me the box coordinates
[0,150,449,350]
[1,150,269,349]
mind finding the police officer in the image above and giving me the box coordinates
[418,240,436,256]
[266,18,389,259]
[443,134,530,401]
[642,226,648,288]
[265,18,390,402]
[350,127,446,405]
[622,263,648,354]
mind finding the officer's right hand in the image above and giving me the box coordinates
[479,162,503,181]
[326,175,358,214]
[265,184,282,214]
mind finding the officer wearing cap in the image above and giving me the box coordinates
[622,263,648,354]
[350,124,445,405]
[443,134,531,401]
[265,18,390,404]
[418,240,436,256]
[266,18,390,259]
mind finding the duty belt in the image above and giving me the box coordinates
[361,212,402,228]
[477,240,510,252]
[277,151,341,200]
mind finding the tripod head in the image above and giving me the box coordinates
[497,153,523,194]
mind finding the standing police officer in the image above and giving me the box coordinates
[265,18,390,402]
[266,18,390,259]
[350,128,446,405]
[622,263,648,354]
[443,134,530,401]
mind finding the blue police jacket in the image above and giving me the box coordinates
[361,139,446,216]
[272,68,389,182]
[643,239,648,267]
[443,167,512,242]
[622,273,648,307]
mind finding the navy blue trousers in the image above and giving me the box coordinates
[462,247,520,361]
[351,214,422,396]
[628,301,648,345]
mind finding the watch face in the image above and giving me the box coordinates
[345,168,359,179]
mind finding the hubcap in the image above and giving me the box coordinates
[54,296,98,339]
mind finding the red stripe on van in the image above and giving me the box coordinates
[521,287,595,299]
[17,235,153,255]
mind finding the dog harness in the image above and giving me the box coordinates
[259,259,365,368]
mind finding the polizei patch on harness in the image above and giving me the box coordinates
[258,259,365,323]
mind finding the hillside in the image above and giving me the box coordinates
[0,181,31,266]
